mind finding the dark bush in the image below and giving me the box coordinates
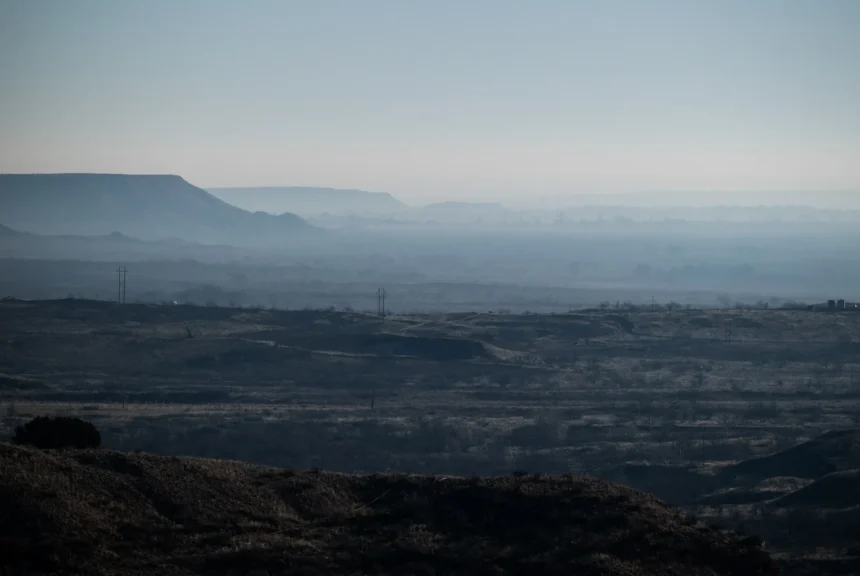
[13,416,101,449]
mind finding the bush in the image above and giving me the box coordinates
[13,416,101,449]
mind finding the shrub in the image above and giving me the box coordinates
[13,416,101,449]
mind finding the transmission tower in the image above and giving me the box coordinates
[117,266,128,304]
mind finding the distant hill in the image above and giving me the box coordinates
[208,186,408,217]
[422,201,506,212]
[602,430,860,508]
[0,443,777,576]
[770,469,860,509]
[0,174,319,247]
[0,224,253,263]
[532,191,860,210]
[0,223,21,237]
[419,201,509,223]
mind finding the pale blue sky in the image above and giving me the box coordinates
[1,0,858,203]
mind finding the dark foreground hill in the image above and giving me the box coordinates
[0,443,777,576]
[0,173,319,247]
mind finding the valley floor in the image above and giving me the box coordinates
[1,298,859,574]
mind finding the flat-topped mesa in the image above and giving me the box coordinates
[208,185,409,217]
[0,173,320,247]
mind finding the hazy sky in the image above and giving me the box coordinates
[1,0,859,204]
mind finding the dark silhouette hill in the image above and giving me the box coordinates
[718,429,860,484]
[0,223,20,237]
[0,443,778,576]
[769,469,860,509]
[694,477,813,507]
[600,430,860,508]
[208,186,408,217]
[0,173,319,247]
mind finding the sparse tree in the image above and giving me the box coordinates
[13,416,101,450]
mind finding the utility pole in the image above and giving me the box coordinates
[117,266,128,304]
[377,287,387,322]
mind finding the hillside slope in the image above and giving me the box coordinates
[769,469,860,509]
[0,173,319,246]
[0,225,254,263]
[719,429,860,484]
[208,186,408,216]
[0,223,20,237]
[0,443,777,576]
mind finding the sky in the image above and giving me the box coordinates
[1,0,859,205]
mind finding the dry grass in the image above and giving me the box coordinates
[0,443,778,575]
[4,299,860,573]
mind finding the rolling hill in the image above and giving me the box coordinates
[208,186,409,217]
[599,429,860,509]
[0,223,21,237]
[0,225,254,263]
[0,443,778,576]
[0,173,320,247]
[718,429,860,484]
[769,469,860,509]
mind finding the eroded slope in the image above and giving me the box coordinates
[0,444,778,575]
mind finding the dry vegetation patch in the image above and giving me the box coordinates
[0,444,778,575]
[3,300,860,573]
